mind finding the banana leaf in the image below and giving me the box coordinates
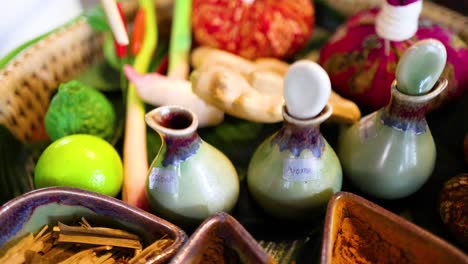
[0,126,36,204]
[1,1,467,262]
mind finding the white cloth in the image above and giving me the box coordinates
[376,0,423,42]
[0,0,83,58]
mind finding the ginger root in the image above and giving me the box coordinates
[191,46,361,124]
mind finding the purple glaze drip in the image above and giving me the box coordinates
[162,133,201,167]
[271,123,325,158]
[380,95,428,134]
[155,110,201,167]
[0,189,164,246]
[387,0,420,6]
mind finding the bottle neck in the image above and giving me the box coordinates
[380,79,447,134]
[162,132,201,167]
[145,106,201,167]
[271,123,324,158]
[381,95,428,134]
[271,105,332,158]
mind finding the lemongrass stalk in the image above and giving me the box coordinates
[122,0,157,209]
[167,0,192,79]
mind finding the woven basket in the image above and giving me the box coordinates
[0,19,102,142]
[0,0,172,143]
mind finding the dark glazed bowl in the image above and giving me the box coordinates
[321,192,467,264]
[170,212,275,264]
[0,187,187,263]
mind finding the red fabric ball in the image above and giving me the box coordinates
[192,0,314,60]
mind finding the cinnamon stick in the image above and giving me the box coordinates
[57,234,142,249]
[58,222,140,240]
[1,218,175,264]
[80,218,92,228]
[128,238,173,264]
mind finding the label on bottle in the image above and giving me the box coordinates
[148,167,178,193]
[359,112,378,142]
[282,158,320,182]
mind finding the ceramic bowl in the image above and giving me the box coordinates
[170,212,275,264]
[321,192,467,264]
[0,187,187,263]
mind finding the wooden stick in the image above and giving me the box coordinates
[122,0,158,209]
[100,0,129,45]
[57,234,142,249]
[57,246,105,264]
[42,244,75,262]
[128,239,173,264]
[101,257,117,264]
[80,218,92,229]
[57,222,140,240]
[34,225,49,240]
[0,233,35,263]
[24,250,49,264]
[94,252,114,264]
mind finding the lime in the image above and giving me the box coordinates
[34,134,123,197]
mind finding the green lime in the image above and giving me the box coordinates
[34,134,123,197]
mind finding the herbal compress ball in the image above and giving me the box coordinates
[439,174,468,249]
[192,0,314,59]
[319,7,468,111]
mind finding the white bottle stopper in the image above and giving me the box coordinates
[283,60,331,119]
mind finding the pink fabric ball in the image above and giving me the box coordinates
[319,8,468,111]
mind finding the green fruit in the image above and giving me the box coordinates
[34,134,123,197]
[45,80,116,141]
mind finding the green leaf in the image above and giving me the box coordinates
[75,61,121,92]
[0,14,81,69]
[84,6,111,32]
[294,27,332,61]
[106,92,126,146]
[146,128,162,165]
[0,126,36,204]
[103,33,121,70]
[199,117,281,168]
[149,41,169,72]
[0,33,48,69]
[314,0,347,31]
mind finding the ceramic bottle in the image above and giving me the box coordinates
[247,61,342,220]
[145,105,239,227]
[338,39,448,199]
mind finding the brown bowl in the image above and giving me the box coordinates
[0,187,187,263]
[321,192,467,264]
[170,212,275,264]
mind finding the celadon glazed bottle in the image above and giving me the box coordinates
[145,105,239,227]
[247,61,342,220]
[338,39,448,199]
